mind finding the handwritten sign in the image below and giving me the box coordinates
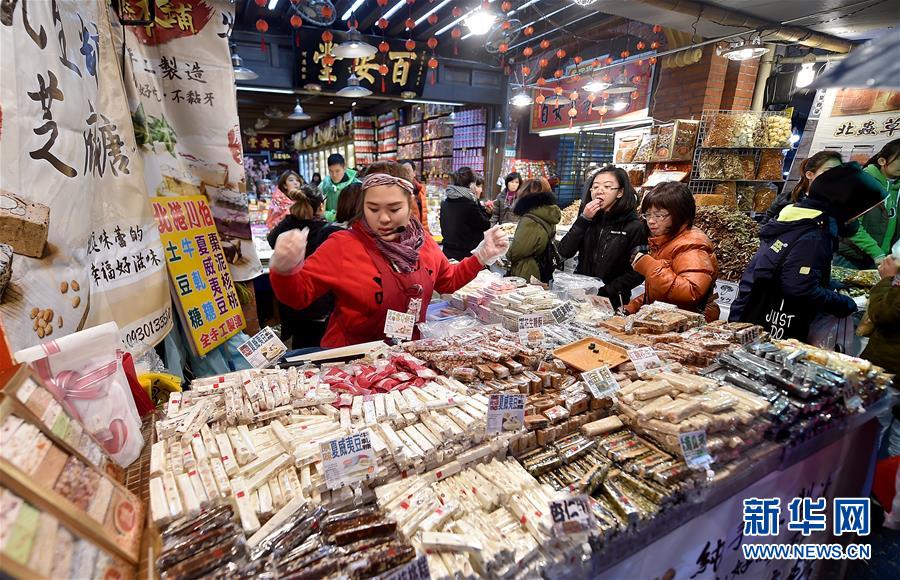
[581,366,620,399]
[517,313,545,346]
[551,301,577,324]
[320,432,377,490]
[715,281,740,308]
[238,327,287,368]
[383,555,432,580]
[628,347,664,374]
[487,393,526,435]
[550,495,595,536]
[679,430,713,469]
[384,310,416,341]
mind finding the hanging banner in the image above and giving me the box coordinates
[295,32,427,97]
[530,54,655,133]
[118,0,262,282]
[807,88,899,164]
[0,0,172,354]
[151,195,245,356]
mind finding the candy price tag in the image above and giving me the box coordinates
[581,365,620,399]
[486,393,526,435]
[678,430,713,469]
[587,295,615,315]
[517,313,545,346]
[628,346,664,374]
[384,309,416,341]
[238,326,287,368]
[320,432,377,490]
[551,301,576,324]
[383,555,431,580]
[549,495,595,536]
[715,280,740,307]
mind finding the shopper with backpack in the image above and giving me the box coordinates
[506,178,562,283]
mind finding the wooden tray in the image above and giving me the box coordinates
[553,338,629,372]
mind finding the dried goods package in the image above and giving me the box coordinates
[756,150,785,181]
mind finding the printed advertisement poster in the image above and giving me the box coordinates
[117,0,262,281]
[151,195,245,356]
[808,88,899,163]
[0,0,172,353]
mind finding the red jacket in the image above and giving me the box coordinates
[270,223,482,347]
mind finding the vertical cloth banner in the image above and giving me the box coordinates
[0,0,173,354]
[151,195,245,356]
[116,0,262,282]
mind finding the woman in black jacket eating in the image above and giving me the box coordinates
[558,166,647,308]
[440,166,491,261]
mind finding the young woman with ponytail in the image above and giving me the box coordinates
[762,151,843,224]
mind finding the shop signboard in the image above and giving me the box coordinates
[295,33,427,98]
[530,54,655,133]
[150,195,246,356]
[807,88,899,163]
[243,134,287,153]
[0,0,173,354]
[119,0,262,282]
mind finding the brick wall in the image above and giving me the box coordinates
[652,46,759,120]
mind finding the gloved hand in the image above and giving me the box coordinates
[630,244,649,266]
[837,294,859,317]
[472,225,510,265]
[270,228,309,274]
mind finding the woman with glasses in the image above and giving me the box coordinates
[624,182,720,321]
[558,167,646,308]
[269,161,508,348]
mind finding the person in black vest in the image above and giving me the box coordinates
[440,167,491,261]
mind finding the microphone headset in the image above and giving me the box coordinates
[376,225,407,237]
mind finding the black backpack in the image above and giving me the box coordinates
[522,213,565,282]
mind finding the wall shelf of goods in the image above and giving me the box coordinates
[376,112,398,161]
[400,103,455,183]
[353,115,377,167]
[688,110,794,213]
[612,121,700,194]
[452,108,487,173]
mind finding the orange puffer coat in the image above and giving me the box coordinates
[625,226,720,321]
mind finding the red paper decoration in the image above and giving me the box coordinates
[574,56,583,64]
[377,18,389,29]
[553,69,562,79]
[322,5,333,18]
[535,94,546,105]
[620,50,630,58]
[587,93,597,103]
[605,56,614,65]
[322,30,333,42]
[452,6,462,18]
[405,39,416,50]
[501,21,511,31]
[428,13,439,25]
[650,41,660,49]
[379,41,390,53]
[255,18,268,32]
[254,0,266,7]
[538,58,549,68]
[537,77,546,86]
[554,86,564,96]
[521,65,531,76]
[324,54,335,66]
[501,1,512,11]
[653,24,663,34]
[556,49,566,59]
[649,56,658,65]
[405,18,415,29]
[636,41,646,50]
[524,26,534,36]
[523,46,533,57]
[540,39,550,50]
[290,15,302,28]
[451,26,462,39]
[498,42,508,53]
[379,64,389,74]
[427,37,438,50]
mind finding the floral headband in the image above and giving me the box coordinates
[361,173,415,195]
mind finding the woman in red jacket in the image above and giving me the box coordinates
[269,161,508,348]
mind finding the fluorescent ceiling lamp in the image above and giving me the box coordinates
[510,90,533,107]
[288,99,311,120]
[465,7,497,35]
[267,0,279,10]
[384,0,407,20]
[509,0,541,16]
[583,79,609,93]
[416,0,452,26]
[437,0,496,36]
[402,98,464,106]
[795,62,816,88]
[236,86,294,94]
[341,0,366,21]
[337,73,373,97]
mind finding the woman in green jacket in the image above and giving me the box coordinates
[838,140,900,269]
[506,179,561,282]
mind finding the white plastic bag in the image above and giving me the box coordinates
[15,322,144,466]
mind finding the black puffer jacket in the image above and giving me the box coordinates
[558,205,647,308]
[440,186,491,261]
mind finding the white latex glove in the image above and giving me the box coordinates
[270,228,309,274]
[472,225,510,265]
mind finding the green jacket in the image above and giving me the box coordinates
[507,194,562,282]
[860,277,900,375]
[839,164,899,268]
[321,168,359,215]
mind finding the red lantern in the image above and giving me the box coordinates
[451,26,462,39]
[376,0,388,6]
[601,74,611,83]
[405,39,416,51]
[632,75,642,83]
[379,41,390,53]
[652,24,663,34]
[254,0,266,7]
[556,49,566,59]
[452,6,462,18]
[574,55,583,64]
[605,56,614,65]
[569,91,578,100]
[428,13,438,25]
[324,54,335,66]
[649,56,658,65]
[538,58,548,68]
[553,69,562,79]
[405,18,415,30]
[554,86,564,96]
[597,105,608,115]
[379,64,389,75]
[524,26,534,36]
[535,94,546,105]
[537,77,546,87]
[632,91,640,100]
[427,37,438,50]
[290,0,300,3]
[498,42,508,53]
[650,41,660,50]
[322,5,333,18]
[521,65,531,76]
[407,0,415,4]
[636,41,646,50]
[322,30,333,42]
[587,93,597,103]
[501,1,512,11]
[540,39,550,50]
[256,18,268,32]
[377,18,389,29]
[428,57,438,69]
[523,46,533,57]
[290,15,302,28]
[501,21,511,31]
[620,50,630,59]
[568,107,577,118]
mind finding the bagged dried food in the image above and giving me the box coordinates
[753,184,778,213]
[699,153,725,179]
[633,134,657,162]
[740,156,757,180]
[616,135,642,163]
[762,115,792,148]
[627,169,645,187]
[703,114,736,148]
[756,150,784,180]
[671,120,700,161]
[722,153,745,180]
[653,123,675,161]
[713,182,737,208]
[733,113,763,147]
[736,184,755,212]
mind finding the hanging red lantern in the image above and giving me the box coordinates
[650,41,660,50]
[602,74,611,83]
[451,26,462,39]
[632,75,642,83]
[652,24,663,34]
[537,77,546,87]
[498,42,508,53]
[452,6,462,18]
[524,25,534,36]
[540,39,550,50]
[556,49,566,59]
[605,56,614,65]
[428,13,439,25]
[535,94,545,105]
[427,37,438,50]
[501,21,511,31]
[290,15,302,28]
[405,39,416,50]
[501,1,512,11]
[407,0,416,4]
[405,18,415,29]
[379,41,390,53]
[636,41,646,51]
[523,46,533,57]
[574,55,583,64]
[254,0,266,7]
[553,69,562,79]
[568,106,578,123]
[554,86,563,95]
[377,17,389,29]
[377,0,389,5]
[620,50,630,59]
[538,58,548,68]
[378,64,389,75]
[521,65,531,76]
[631,91,640,100]
[649,56,658,65]
[587,93,596,103]
[290,0,300,3]
[256,18,268,32]
[569,91,579,100]
[322,30,333,42]
[428,57,439,84]
[322,5,333,18]
[323,54,335,66]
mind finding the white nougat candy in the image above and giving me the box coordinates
[231,477,261,534]
[176,472,201,516]
[149,476,171,526]
[162,472,184,519]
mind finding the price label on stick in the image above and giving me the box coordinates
[384,309,416,341]
[238,326,287,368]
[486,393,526,435]
[517,313,545,346]
[550,494,595,536]
[320,432,377,490]
[383,555,431,580]
[628,346,664,374]
[587,295,615,315]
[551,301,576,324]
[581,365,620,399]
[679,430,713,470]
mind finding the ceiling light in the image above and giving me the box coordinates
[605,72,637,94]
[337,73,372,97]
[329,100,334,105]
[611,96,629,112]
[288,99,311,120]
[444,111,458,125]
[351,101,357,106]
[341,0,366,21]
[490,120,506,133]
[231,48,257,81]
[267,0,279,10]
[544,95,571,106]
[719,36,769,61]
[465,7,497,35]
[384,0,407,20]
[795,62,816,88]
[332,27,377,58]
[583,79,609,93]
[416,0,452,26]
[510,90,533,107]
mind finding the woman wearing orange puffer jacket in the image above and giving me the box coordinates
[625,182,720,321]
